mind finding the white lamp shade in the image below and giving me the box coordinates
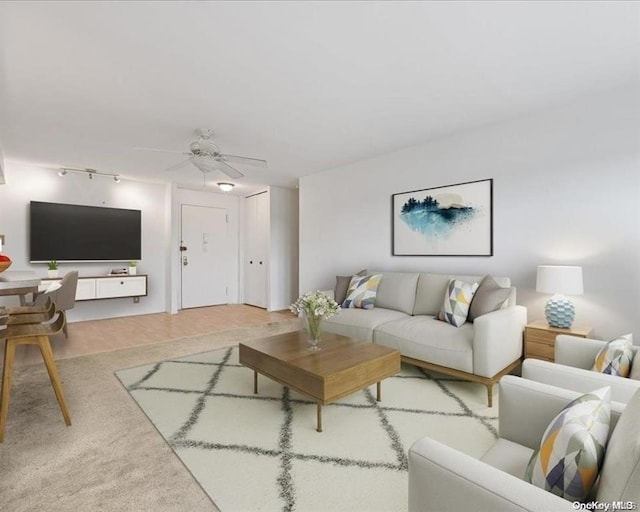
[536,265,584,295]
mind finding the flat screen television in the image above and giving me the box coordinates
[30,201,142,262]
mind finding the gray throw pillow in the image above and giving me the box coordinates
[334,269,367,305]
[468,275,511,321]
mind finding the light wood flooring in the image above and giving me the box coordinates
[9,305,295,368]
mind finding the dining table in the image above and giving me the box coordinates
[0,271,42,305]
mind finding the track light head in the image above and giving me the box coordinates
[58,169,68,176]
[114,175,121,183]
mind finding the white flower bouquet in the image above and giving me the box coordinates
[290,291,341,348]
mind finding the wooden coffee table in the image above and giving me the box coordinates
[239,331,401,432]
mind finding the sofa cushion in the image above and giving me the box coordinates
[342,274,382,310]
[369,271,419,315]
[480,438,535,480]
[322,307,409,342]
[596,387,640,503]
[592,334,634,378]
[411,273,476,316]
[374,316,474,373]
[525,386,611,502]
[468,275,512,322]
[334,269,368,305]
[437,279,480,327]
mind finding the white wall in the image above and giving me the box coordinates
[0,164,168,321]
[300,85,640,339]
[268,186,299,311]
[169,186,240,313]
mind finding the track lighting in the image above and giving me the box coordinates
[58,167,122,183]
[217,182,234,192]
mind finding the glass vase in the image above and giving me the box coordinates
[306,314,322,351]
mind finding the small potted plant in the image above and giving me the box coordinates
[47,260,59,278]
[128,261,138,275]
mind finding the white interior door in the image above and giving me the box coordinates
[181,205,228,309]
[244,193,268,308]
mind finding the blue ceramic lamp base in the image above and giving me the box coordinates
[545,294,575,328]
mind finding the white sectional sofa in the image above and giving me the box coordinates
[323,271,527,406]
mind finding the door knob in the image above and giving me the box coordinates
[259,261,263,265]
[250,260,253,264]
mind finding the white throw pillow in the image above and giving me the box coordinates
[525,387,611,502]
[592,334,634,378]
[437,279,479,327]
[342,274,382,310]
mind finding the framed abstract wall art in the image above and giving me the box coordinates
[392,179,493,256]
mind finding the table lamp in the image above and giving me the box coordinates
[536,265,583,328]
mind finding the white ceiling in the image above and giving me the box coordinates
[0,1,638,194]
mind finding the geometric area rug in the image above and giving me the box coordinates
[115,346,499,512]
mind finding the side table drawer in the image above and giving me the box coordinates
[525,341,555,361]
[525,329,556,346]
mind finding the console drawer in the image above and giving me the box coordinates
[95,276,147,299]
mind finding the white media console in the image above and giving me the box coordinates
[41,274,147,301]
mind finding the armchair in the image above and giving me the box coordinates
[408,376,635,512]
[522,335,640,404]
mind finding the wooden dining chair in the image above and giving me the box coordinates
[5,301,55,325]
[0,312,71,443]
[0,297,53,316]
[35,271,78,338]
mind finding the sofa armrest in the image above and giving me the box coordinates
[472,305,527,378]
[500,375,594,449]
[500,375,625,449]
[408,437,574,512]
[522,358,640,404]
[555,335,606,369]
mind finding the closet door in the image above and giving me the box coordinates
[253,192,268,308]
[244,192,268,308]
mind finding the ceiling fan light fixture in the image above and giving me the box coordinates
[189,154,217,172]
[217,182,234,192]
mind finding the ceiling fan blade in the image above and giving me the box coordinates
[134,147,190,155]
[164,159,191,172]
[216,159,245,179]
[219,153,268,168]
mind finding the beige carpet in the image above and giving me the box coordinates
[0,319,299,512]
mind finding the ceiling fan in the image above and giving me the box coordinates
[135,128,267,179]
